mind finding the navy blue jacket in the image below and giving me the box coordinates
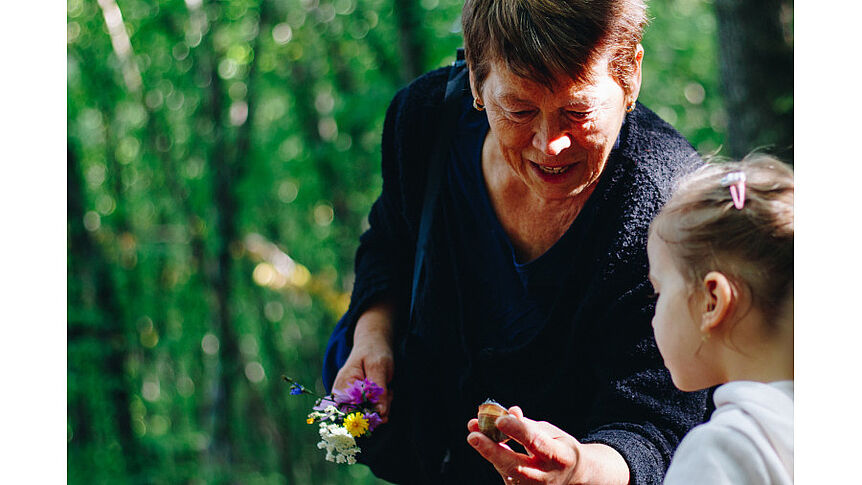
[323,65,709,484]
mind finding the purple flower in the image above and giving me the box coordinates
[364,412,383,432]
[330,378,385,412]
[312,396,338,411]
[289,385,304,395]
[362,379,384,404]
[333,387,356,405]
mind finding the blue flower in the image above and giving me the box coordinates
[290,385,304,395]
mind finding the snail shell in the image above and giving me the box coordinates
[477,400,509,443]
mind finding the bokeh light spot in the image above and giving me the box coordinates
[315,91,335,115]
[272,23,293,44]
[318,117,338,141]
[313,203,334,226]
[218,58,238,79]
[245,362,265,383]
[140,329,159,348]
[684,82,706,105]
[68,22,81,43]
[142,381,160,402]
[264,301,284,322]
[230,101,249,126]
[253,262,276,286]
[149,416,170,436]
[278,180,299,203]
[116,137,141,164]
[97,194,116,216]
[83,211,101,232]
[86,164,106,187]
[201,333,220,355]
[335,0,355,15]
[288,264,311,287]
[177,375,195,397]
[278,137,302,161]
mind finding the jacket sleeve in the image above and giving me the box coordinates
[321,67,450,391]
[579,279,709,485]
[347,87,416,328]
[321,87,416,391]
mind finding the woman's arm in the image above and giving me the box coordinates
[322,67,453,402]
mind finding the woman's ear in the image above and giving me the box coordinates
[469,69,479,101]
[627,44,644,103]
[700,271,734,332]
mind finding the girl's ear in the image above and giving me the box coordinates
[700,271,734,332]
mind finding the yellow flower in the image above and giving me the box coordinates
[343,412,369,437]
[307,417,315,425]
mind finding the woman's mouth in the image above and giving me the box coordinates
[537,164,570,174]
[532,162,573,175]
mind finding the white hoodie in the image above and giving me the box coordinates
[664,381,794,485]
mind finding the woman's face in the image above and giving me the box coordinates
[475,54,636,201]
[647,232,714,392]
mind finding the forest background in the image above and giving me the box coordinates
[60,0,795,483]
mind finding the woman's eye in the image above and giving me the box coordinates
[507,110,535,120]
[566,110,592,121]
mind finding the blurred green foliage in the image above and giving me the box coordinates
[67,0,724,483]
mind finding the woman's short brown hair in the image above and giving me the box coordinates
[462,0,648,94]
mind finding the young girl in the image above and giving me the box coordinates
[647,155,793,484]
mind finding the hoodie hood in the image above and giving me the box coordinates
[713,380,794,476]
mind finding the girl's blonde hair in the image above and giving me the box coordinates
[650,155,794,331]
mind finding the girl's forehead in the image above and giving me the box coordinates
[647,234,675,271]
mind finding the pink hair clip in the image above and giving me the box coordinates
[720,171,746,210]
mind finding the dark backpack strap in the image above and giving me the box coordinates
[408,53,468,324]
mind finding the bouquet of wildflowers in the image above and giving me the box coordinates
[283,375,384,465]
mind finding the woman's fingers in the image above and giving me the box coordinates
[468,431,548,484]
[469,410,588,484]
[363,355,394,418]
[331,346,394,421]
[496,415,577,465]
[507,406,524,419]
[332,361,364,393]
[467,432,521,470]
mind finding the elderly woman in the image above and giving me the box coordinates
[322,0,709,483]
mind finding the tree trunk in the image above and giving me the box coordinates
[67,141,140,475]
[714,0,794,162]
[393,0,426,82]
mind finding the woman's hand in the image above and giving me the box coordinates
[467,407,630,485]
[332,302,395,421]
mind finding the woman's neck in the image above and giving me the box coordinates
[481,137,597,263]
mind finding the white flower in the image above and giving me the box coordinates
[317,422,361,464]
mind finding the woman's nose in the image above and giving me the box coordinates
[532,117,571,156]
[547,136,571,155]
